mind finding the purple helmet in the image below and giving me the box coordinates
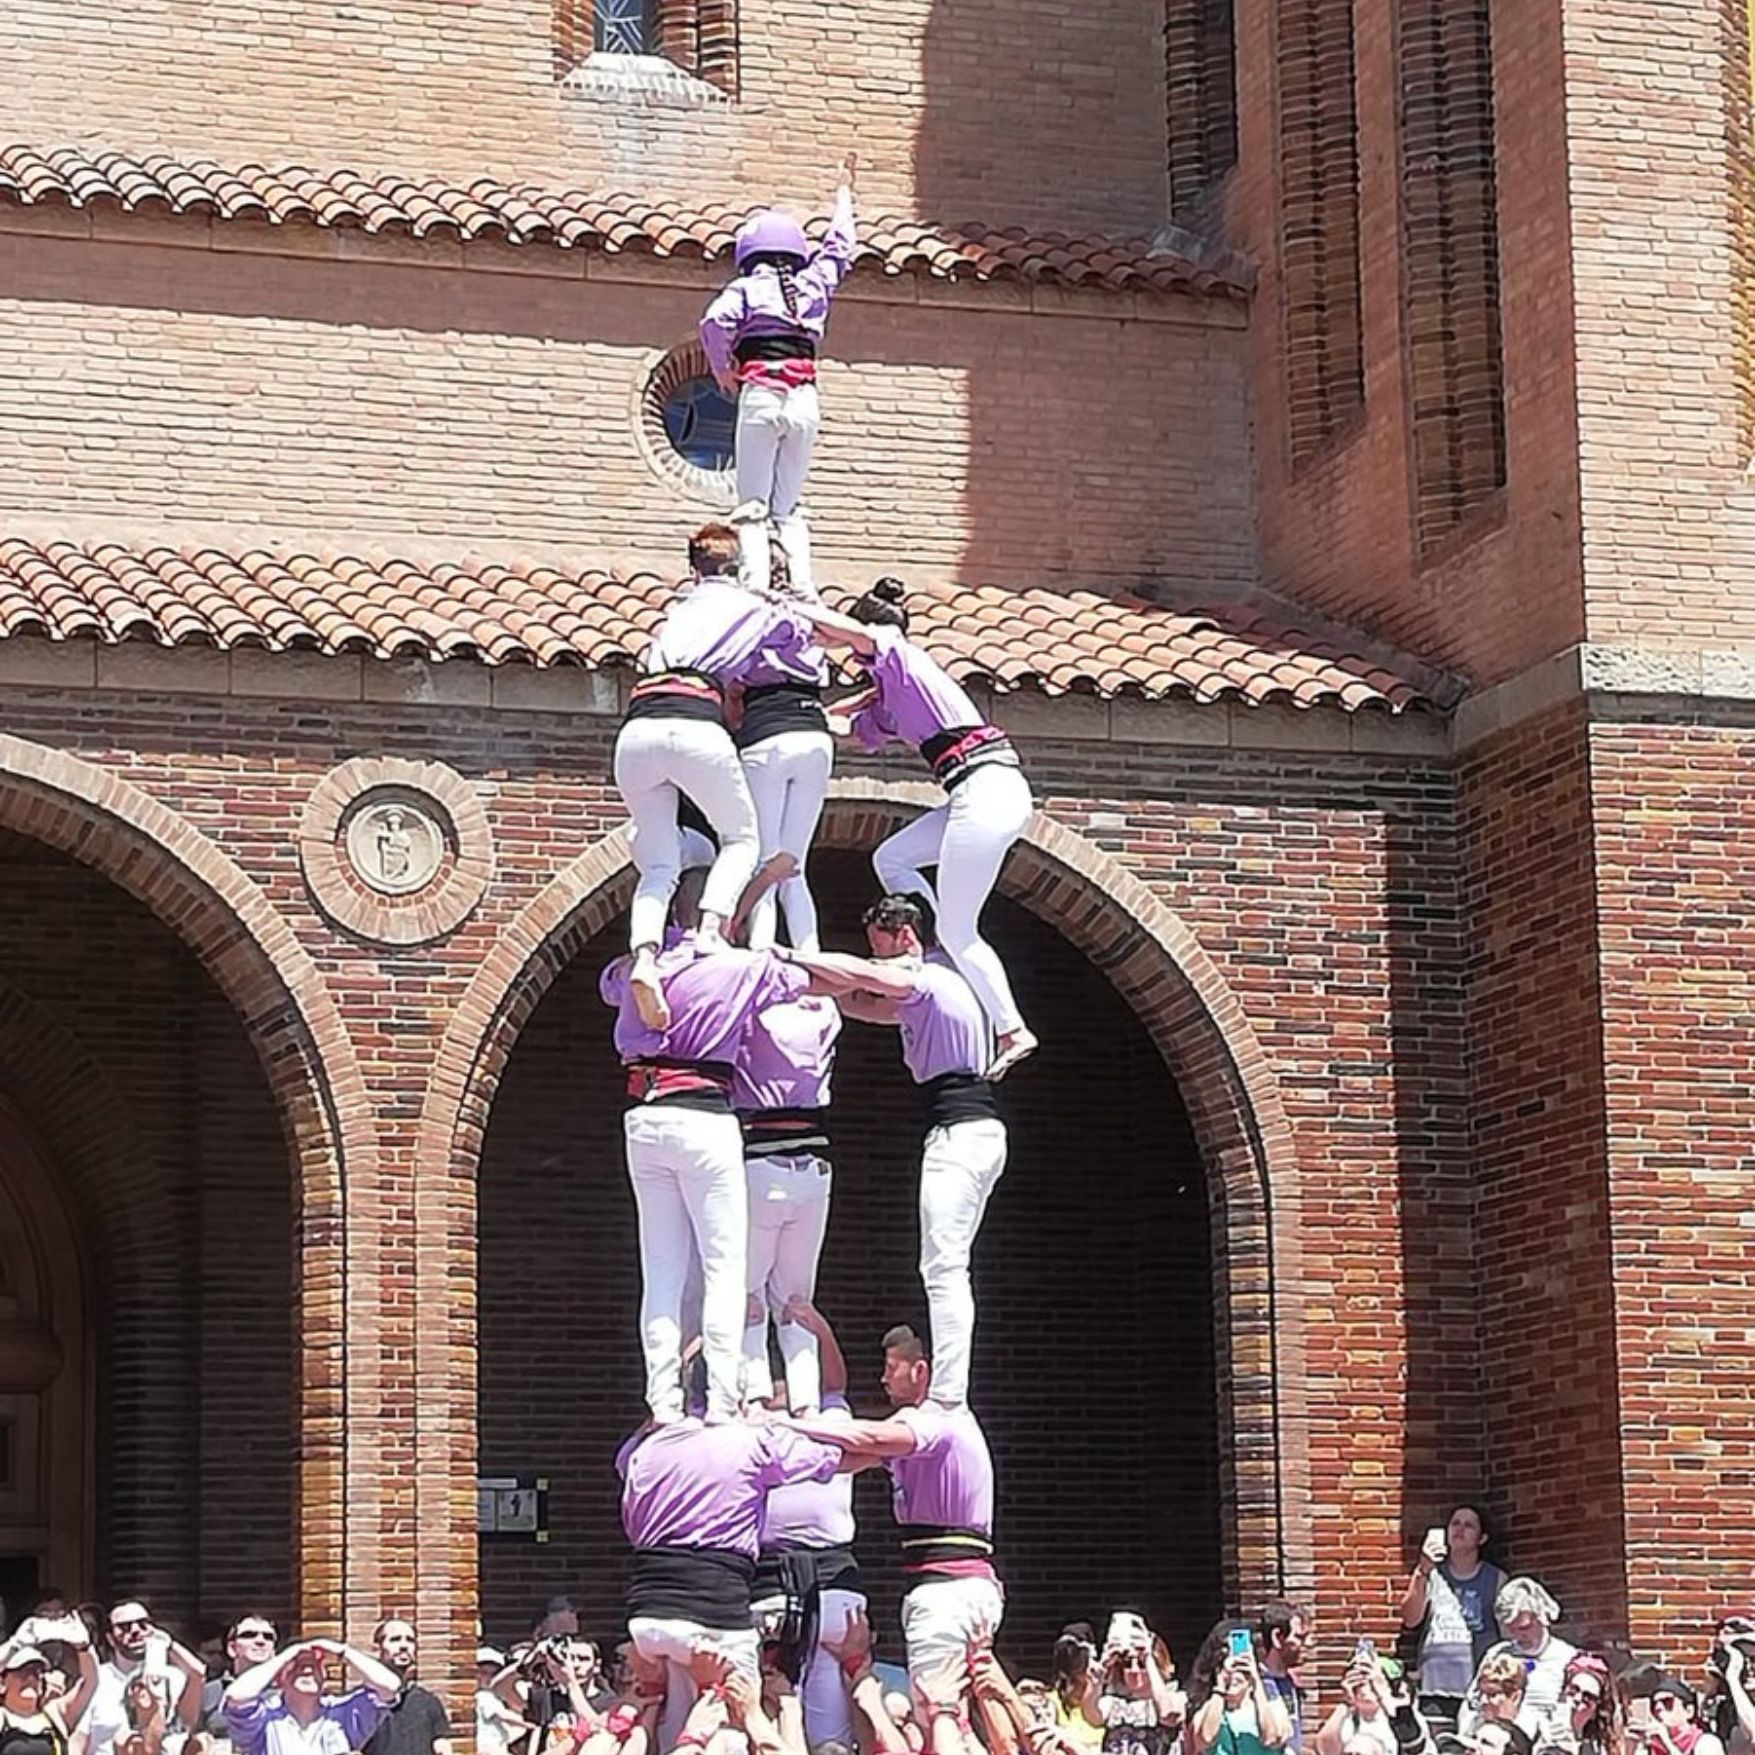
[734,208,809,270]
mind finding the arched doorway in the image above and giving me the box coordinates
[420,785,1307,1670]
[0,1102,88,1608]
[477,848,1223,1661]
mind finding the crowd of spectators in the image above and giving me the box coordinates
[5,1508,1752,1755]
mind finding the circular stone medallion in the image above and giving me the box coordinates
[344,792,446,896]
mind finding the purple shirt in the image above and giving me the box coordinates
[851,623,987,753]
[761,1399,856,1549]
[602,938,811,1065]
[619,1418,843,1558]
[886,1401,995,1536]
[740,616,829,689]
[225,1689,389,1755]
[649,578,815,687]
[895,954,992,1083]
[698,189,857,381]
[733,994,841,1111]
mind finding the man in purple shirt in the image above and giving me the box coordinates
[618,1415,844,1744]
[223,1636,401,1755]
[782,893,1007,1410]
[602,867,815,1425]
[795,1323,1001,1687]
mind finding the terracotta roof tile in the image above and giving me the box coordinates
[0,145,1253,300]
[0,538,1431,714]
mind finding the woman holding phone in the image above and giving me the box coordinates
[1187,1624,1291,1755]
[1403,1506,1505,1731]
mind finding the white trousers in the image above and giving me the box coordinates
[874,763,1033,1037]
[899,1574,1005,1684]
[801,1586,864,1746]
[736,381,821,596]
[625,1107,748,1423]
[741,1151,833,1411]
[919,1117,1007,1410]
[740,729,833,952]
[628,1615,760,1749]
[614,717,760,949]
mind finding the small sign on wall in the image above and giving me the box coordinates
[478,1473,550,1542]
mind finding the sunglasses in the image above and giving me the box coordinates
[235,1630,277,1642]
[1564,1688,1604,1706]
[1653,1698,1687,1713]
[111,1620,149,1634]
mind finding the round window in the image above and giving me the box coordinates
[639,340,739,503]
[662,375,738,472]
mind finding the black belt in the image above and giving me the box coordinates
[743,1107,832,1161]
[920,1072,1001,1129]
[736,681,829,748]
[627,1545,756,1631]
[624,669,727,727]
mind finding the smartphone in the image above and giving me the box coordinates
[1355,1638,1377,1668]
[1228,1628,1254,1661]
[1426,1526,1448,1556]
[1628,1700,1653,1733]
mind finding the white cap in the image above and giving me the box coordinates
[3,1646,50,1673]
[476,1647,504,1667]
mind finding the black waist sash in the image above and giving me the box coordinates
[736,681,828,748]
[624,669,727,727]
[625,1058,737,1115]
[742,1106,833,1161]
[899,1523,996,1575]
[920,1072,1001,1129]
[752,1544,863,1683]
[735,333,819,363]
[920,724,1021,792]
[627,1545,756,1630]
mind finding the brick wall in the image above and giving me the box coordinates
[479,850,1220,1670]
[1227,0,1586,687]
[0,831,293,1630]
[1590,718,1755,1657]
[0,680,1476,1685]
[0,0,1169,238]
[0,229,1254,601]
[1456,704,1628,1639]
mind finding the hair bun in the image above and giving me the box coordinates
[870,576,907,605]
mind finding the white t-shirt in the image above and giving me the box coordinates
[84,1659,186,1755]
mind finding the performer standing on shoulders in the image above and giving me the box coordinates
[794,1323,1001,1690]
[613,523,815,1030]
[782,893,1006,1412]
[700,155,858,600]
[601,866,816,1426]
[799,577,1037,1078]
[735,983,842,1414]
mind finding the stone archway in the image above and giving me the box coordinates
[0,734,375,1628]
[415,781,1311,1667]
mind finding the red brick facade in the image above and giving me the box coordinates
[0,0,1749,1716]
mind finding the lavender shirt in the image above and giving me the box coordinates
[698,189,857,381]
[225,1690,389,1755]
[886,1401,995,1537]
[648,578,816,687]
[602,938,811,1066]
[760,1399,856,1550]
[733,994,841,1112]
[852,624,987,752]
[619,1418,843,1558]
[895,954,993,1083]
[740,617,829,689]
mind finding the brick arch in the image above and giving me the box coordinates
[0,732,373,1630]
[416,780,1311,1662]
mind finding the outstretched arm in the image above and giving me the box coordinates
[791,601,880,657]
[787,949,918,1002]
[790,1411,920,1460]
[809,154,859,290]
[782,1296,847,1397]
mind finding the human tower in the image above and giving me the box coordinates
[600,155,1039,1746]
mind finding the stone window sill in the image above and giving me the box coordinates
[559,51,729,110]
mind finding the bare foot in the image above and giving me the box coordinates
[986,1028,1038,1081]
